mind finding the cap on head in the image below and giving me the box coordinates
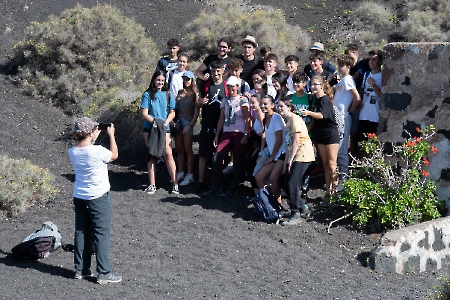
[182,70,195,79]
[75,117,99,135]
[226,76,240,86]
[310,42,326,53]
[239,35,258,48]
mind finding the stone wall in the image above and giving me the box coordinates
[380,42,450,209]
[369,217,450,273]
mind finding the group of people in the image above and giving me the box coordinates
[140,36,384,226]
[66,35,383,283]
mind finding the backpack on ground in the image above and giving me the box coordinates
[10,221,62,260]
[252,187,284,224]
[11,236,55,260]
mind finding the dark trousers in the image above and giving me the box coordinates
[284,162,310,213]
[211,132,247,191]
[74,192,112,274]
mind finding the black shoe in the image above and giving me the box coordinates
[218,190,237,198]
[193,182,206,194]
[203,189,221,198]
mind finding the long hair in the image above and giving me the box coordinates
[311,75,334,99]
[148,70,168,99]
[183,77,200,102]
[272,72,289,99]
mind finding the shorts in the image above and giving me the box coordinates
[351,107,360,132]
[275,152,286,162]
[198,127,216,158]
[314,130,340,145]
[179,117,193,136]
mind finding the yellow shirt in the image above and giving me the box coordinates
[285,114,315,162]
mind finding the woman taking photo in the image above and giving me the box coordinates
[141,70,179,194]
[277,98,315,225]
[301,75,340,200]
[254,95,286,203]
[174,71,200,186]
[68,117,122,284]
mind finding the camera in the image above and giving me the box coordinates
[98,123,112,130]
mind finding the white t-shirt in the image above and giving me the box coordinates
[68,145,112,200]
[334,75,356,119]
[287,76,295,93]
[360,72,382,122]
[264,113,286,160]
[266,74,277,98]
[169,70,184,97]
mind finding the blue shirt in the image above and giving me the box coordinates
[140,90,176,130]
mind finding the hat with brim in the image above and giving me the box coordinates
[226,76,241,86]
[310,42,326,53]
[75,117,99,135]
[239,35,258,48]
[181,70,195,79]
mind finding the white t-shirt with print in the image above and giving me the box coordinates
[68,145,112,200]
[170,70,184,97]
[334,75,356,119]
[264,113,286,160]
[359,72,382,122]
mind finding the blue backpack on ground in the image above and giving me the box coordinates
[251,187,284,224]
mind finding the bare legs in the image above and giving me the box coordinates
[174,133,194,175]
[316,143,339,195]
[144,132,178,186]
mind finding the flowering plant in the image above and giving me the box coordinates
[336,125,441,229]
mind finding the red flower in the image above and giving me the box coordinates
[416,127,420,132]
[416,138,421,143]
[431,144,439,154]
[422,157,429,166]
[422,170,430,177]
[367,133,377,140]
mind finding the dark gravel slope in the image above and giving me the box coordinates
[0,1,438,299]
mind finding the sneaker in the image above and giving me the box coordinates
[281,212,302,226]
[179,173,194,186]
[222,162,234,175]
[310,166,324,178]
[172,184,179,194]
[177,172,185,181]
[97,272,122,284]
[336,182,345,192]
[218,190,237,198]
[74,269,94,280]
[203,189,221,198]
[144,185,156,194]
[300,205,311,218]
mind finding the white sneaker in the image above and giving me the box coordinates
[177,172,185,181]
[222,163,233,175]
[179,173,194,186]
[144,185,156,194]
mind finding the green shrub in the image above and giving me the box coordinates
[401,9,449,42]
[433,274,450,299]
[332,126,441,230]
[184,0,311,61]
[0,155,58,217]
[354,1,395,28]
[11,4,158,116]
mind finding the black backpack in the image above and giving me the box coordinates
[11,236,55,260]
[251,187,284,224]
